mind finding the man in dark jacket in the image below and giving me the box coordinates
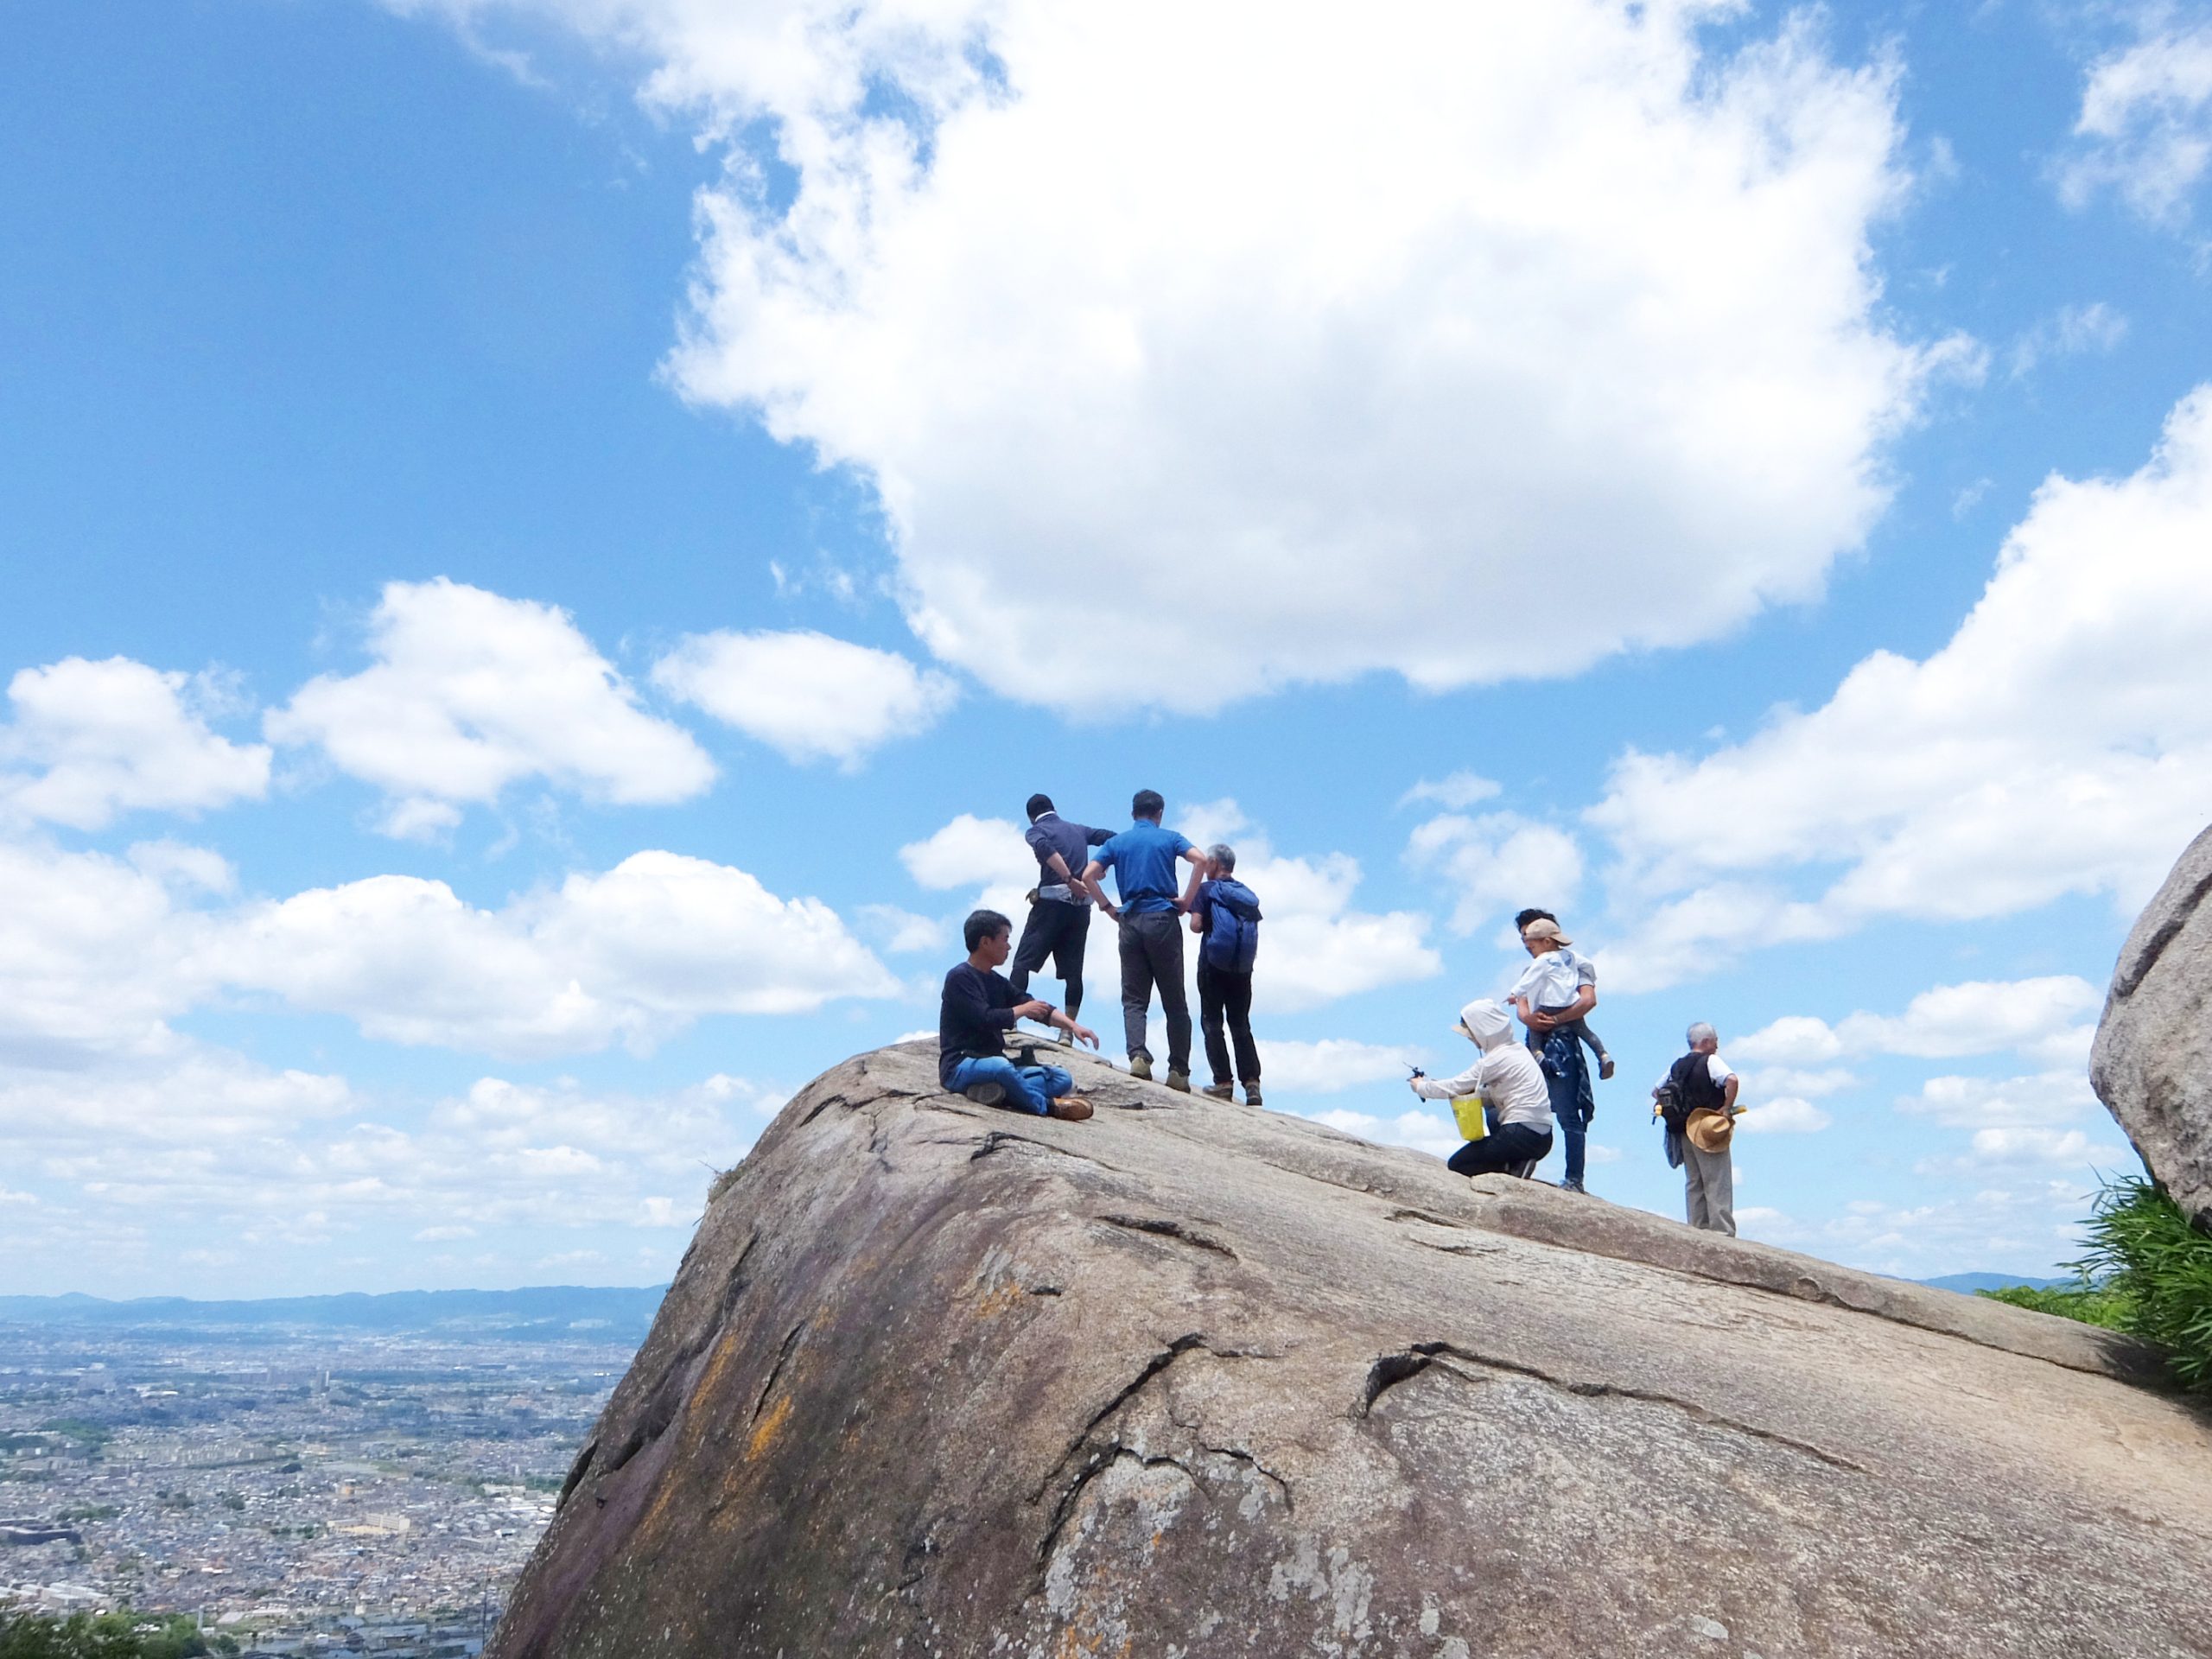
[1009,792,1115,1026]
[1189,842,1263,1106]
[940,909,1099,1119]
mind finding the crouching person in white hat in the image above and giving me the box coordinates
[1409,999,1555,1178]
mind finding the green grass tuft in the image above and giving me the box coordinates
[1982,1176,2212,1395]
[2071,1175,2212,1395]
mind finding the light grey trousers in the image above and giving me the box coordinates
[1684,1141,1735,1235]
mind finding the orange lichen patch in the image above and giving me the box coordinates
[976,1279,1027,1319]
[747,1391,795,1461]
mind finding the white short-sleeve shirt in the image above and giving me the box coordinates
[1655,1053,1736,1092]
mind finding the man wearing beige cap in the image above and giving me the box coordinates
[1508,915,1600,1193]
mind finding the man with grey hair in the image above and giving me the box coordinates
[1189,842,1263,1105]
[1653,1022,1740,1234]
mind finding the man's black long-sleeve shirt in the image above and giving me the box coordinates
[938,963,1048,1086]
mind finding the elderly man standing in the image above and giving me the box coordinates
[1655,1022,1740,1235]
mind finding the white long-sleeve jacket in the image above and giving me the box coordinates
[1411,1042,1552,1131]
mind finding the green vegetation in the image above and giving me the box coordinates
[1979,1176,2212,1395]
[1980,1280,2133,1328]
[38,1422,111,1452]
[0,1609,236,1658]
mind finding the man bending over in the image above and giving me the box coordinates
[939,909,1099,1120]
[1010,792,1115,1027]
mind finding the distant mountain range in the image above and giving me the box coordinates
[1914,1273,2069,1294]
[0,1284,667,1342]
[0,1274,2058,1339]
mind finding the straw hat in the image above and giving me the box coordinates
[1684,1108,1734,1154]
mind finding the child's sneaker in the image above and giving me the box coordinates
[1598,1054,1617,1081]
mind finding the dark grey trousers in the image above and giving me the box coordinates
[1118,911,1192,1072]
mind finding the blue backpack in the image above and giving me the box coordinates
[1200,880,1262,972]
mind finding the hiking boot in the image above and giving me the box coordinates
[1598,1054,1617,1081]
[1201,1083,1235,1100]
[1560,1178,1587,1194]
[962,1080,1006,1107]
[1166,1070,1192,1094]
[1046,1095,1094,1122]
[1243,1084,1263,1108]
[1128,1054,1154,1081]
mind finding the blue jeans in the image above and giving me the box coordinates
[947,1055,1073,1116]
[1533,1024,1594,1185]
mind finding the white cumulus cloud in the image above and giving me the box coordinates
[1736,976,2102,1065]
[1592,386,2212,988]
[266,578,714,835]
[1897,1069,2100,1131]
[1255,1039,1424,1096]
[0,658,270,830]
[2059,14,2212,226]
[652,628,957,766]
[1738,1096,1833,1135]
[211,850,899,1057]
[397,0,1955,713]
[1406,811,1584,936]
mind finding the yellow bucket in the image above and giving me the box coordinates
[1451,1096,1488,1141]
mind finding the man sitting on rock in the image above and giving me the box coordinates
[940,909,1098,1120]
[1409,999,1555,1178]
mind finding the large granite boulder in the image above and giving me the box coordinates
[492,1041,2211,1659]
[2093,823,2212,1228]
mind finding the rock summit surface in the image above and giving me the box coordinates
[2094,821,2212,1227]
[493,1040,2211,1659]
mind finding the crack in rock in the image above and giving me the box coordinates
[597,1231,760,1481]
[1096,1214,1240,1259]
[1357,1341,1869,1473]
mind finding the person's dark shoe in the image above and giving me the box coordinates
[1243,1084,1263,1108]
[1202,1083,1235,1100]
[1166,1070,1192,1094]
[1598,1054,1617,1081]
[1560,1178,1587,1194]
[962,1081,1006,1107]
[1128,1053,1154,1081]
[1046,1095,1094,1122]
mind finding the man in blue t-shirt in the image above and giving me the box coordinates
[1080,789,1210,1090]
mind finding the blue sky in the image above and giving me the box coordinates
[4,0,2210,1295]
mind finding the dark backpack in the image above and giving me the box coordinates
[1200,880,1262,972]
[1656,1051,1723,1133]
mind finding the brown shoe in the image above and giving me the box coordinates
[1046,1095,1094,1122]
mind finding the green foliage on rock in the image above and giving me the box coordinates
[0,1610,235,1659]
[1978,1280,2133,1329]
[2077,1176,2212,1394]
[1980,1176,2212,1395]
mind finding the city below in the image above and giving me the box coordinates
[0,1289,664,1658]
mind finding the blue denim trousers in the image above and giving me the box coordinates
[947,1054,1073,1116]
[1533,1025,1595,1184]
